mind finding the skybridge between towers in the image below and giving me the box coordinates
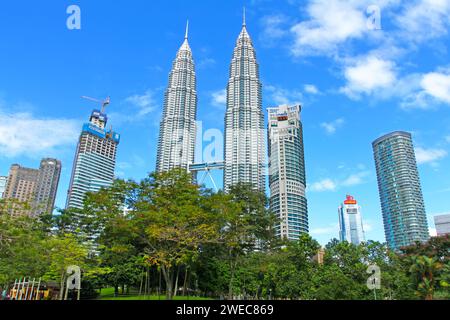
[189,161,224,192]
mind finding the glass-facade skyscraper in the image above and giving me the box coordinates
[372,131,429,250]
[268,105,308,240]
[338,195,365,245]
[66,109,120,209]
[156,23,197,173]
[224,16,266,193]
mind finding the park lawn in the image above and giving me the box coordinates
[98,288,213,300]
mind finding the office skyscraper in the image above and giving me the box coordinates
[66,109,120,209]
[3,159,61,216]
[434,214,450,236]
[224,14,266,193]
[4,164,38,207]
[373,131,429,250]
[0,176,7,199]
[34,158,62,216]
[338,195,365,245]
[156,22,197,173]
[268,105,308,240]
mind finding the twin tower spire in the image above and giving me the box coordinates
[182,7,245,41]
[156,10,265,194]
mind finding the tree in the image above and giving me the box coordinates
[408,255,443,300]
[219,183,278,299]
[0,200,49,286]
[44,234,89,300]
[132,169,221,300]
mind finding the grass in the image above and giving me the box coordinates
[97,287,213,300]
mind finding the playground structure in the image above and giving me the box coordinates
[6,278,60,300]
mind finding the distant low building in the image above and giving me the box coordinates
[313,248,325,265]
[338,195,365,245]
[434,214,450,236]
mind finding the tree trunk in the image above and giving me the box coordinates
[59,272,65,301]
[139,271,144,296]
[228,253,238,300]
[182,267,188,297]
[161,265,174,300]
[173,266,181,298]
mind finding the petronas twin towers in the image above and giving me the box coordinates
[156,23,197,173]
[157,14,266,193]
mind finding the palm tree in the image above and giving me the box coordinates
[409,255,442,300]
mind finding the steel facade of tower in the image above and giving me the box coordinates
[338,195,365,245]
[372,131,429,250]
[156,24,197,173]
[268,105,308,240]
[224,19,266,193]
[66,110,120,209]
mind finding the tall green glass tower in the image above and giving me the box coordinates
[372,131,429,250]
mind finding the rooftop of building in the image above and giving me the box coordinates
[372,131,412,147]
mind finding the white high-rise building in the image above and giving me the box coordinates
[268,105,308,240]
[224,13,265,193]
[338,195,365,245]
[66,109,120,209]
[156,22,197,173]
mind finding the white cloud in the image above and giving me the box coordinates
[211,89,227,108]
[401,71,450,109]
[396,0,450,43]
[321,118,345,135]
[0,112,79,158]
[304,84,319,94]
[309,179,337,192]
[341,56,397,98]
[309,170,371,192]
[260,14,289,46]
[125,90,157,116]
[290,0,370,57]
[421,72,450,104]
[415,147,447,165]
[341,171,370,187]
[265,85,303,105]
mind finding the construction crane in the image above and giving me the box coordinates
[81,95,111,113]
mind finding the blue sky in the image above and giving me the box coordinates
[1,0,449,245]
